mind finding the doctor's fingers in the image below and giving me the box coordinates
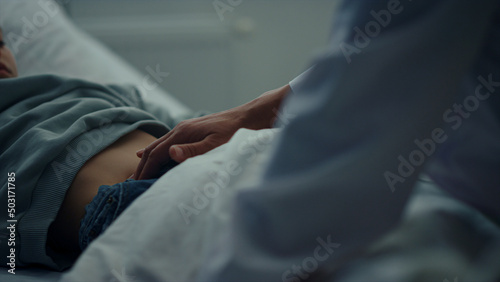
[134,134,212,179]
[134,147,171,180]
[135,129,175,158]
[169,134,225,163]
[134,134,176,180]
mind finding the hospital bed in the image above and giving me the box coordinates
[1,1,500,282]
[0,0,190,280]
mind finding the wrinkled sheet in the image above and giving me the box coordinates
[61,128,500,282]
[62,128,279,282]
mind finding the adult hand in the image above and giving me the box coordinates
[133,84,290,180]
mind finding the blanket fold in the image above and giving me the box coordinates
[0,75,170,270]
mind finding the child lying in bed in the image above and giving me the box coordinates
[0,27,177,270]
[0,27,287,271]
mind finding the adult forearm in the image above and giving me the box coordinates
[239,84,291,130]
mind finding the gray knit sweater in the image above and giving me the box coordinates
[0,75,171,270]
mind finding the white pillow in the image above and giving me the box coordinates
[0,0,192,120]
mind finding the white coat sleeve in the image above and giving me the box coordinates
[199,1,500,281]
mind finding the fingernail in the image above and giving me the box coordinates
[129,174,135,179]
[136,148,145,156]
[172,146,183,158]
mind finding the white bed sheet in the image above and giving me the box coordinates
[60,127,500,282]
[61,128,279,282]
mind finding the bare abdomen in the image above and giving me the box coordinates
[48,130,157,252]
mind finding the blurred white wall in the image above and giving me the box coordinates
[68,0,338,112]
